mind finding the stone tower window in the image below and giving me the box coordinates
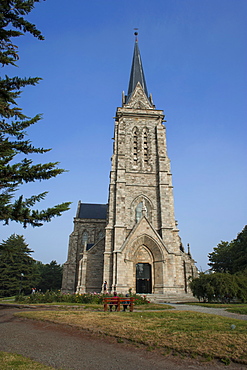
[98,230,104,240]
[135,201,148,222]
[133,197,151,225]
[143,130,148,163]
[82,231,88,247]
[133,129,138,162]
[135,202,143,222]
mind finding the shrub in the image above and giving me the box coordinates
[15,291,149,305]
[189,272,247,303]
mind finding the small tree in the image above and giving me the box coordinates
[231,226,247,273]
[208,226,247,274]
[208,241,234,273]
[189,272,215,302]
[189,272,246,303]
[0,0,71,227]
[235,272,247,303]
[0,234,39,296]
[36,260,63,292]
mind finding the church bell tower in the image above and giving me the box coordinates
[62,33,197,297]
[102,33,196,294]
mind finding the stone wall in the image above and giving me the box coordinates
[61,218,106,293]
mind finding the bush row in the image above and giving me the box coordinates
[15,291,150,305]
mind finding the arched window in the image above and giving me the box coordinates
[134,198,150,223]
[143,130,148,163]
[98,230,104,240]
[133,129,138,162]
[82,231,88,246]
[142,129,150,165]
[135,202,143,222]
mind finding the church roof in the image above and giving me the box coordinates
[78,203,108,220]
[127,36,148,101]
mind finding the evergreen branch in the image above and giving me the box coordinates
[0,0,71,227]
[0,115,44,139]
[0,160,66,188]
[0,194,71,227]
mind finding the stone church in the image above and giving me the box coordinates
[62,35,197,297]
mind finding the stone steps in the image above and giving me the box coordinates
[143,293,198,304]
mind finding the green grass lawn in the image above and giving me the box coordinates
[226,306,247,315]
[0,296,16,302]
[0,352,57,370]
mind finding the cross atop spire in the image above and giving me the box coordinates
[127,32,148,101]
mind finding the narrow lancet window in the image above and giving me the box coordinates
[133,128,138,163]
[143,130,148,163]
[82,231,88,247]
[135,202,143,222]
[135,199,149,223]
[98,231,104,240]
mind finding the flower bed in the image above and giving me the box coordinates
[15,291,150,305]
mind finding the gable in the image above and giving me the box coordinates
[125,82,153,109]
[121,216,170,259]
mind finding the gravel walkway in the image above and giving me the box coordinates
[167,303,247,321]
[0,305,246,370]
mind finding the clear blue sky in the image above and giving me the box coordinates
[1,0,247,271]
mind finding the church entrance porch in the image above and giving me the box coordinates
[136,263,152,293]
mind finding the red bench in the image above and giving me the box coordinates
[103,297,135,312]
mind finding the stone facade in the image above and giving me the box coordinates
[62,40,197,297]
[62,203,107,293]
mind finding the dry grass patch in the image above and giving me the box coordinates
[134,303,172,310]
[17,309,247,364]
[0,351,56,370]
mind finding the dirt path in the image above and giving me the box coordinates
[0,306,246,370]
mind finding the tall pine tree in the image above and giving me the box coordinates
[0,0,71,227]
[0,234,39,296]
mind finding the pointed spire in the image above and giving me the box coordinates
[127,31,148,101]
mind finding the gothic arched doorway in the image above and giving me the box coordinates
[136,263,152,293]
